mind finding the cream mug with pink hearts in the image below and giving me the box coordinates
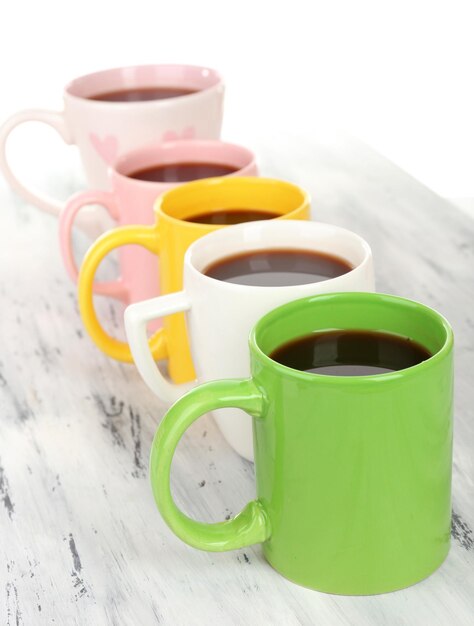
[59,139,257,317]
[0,64,224,221]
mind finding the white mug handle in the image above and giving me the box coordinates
[0,109,72,216]
[125,291,196,402]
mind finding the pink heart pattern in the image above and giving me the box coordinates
[89,133,119,165]
[161,126,196,142]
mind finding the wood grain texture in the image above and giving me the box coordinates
[0,131,473,625]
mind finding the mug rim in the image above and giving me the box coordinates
[154,176,310,229]
[64,63,223,105]
[111,139,257,188]
[250,292,454,383]
[184,219,372,291]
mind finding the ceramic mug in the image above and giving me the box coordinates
[150,292,454,595]
[59,140,257,307]
[0,64,224,219]
[125,220,374,460]
[78,178,310,383]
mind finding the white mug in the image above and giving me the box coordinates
[124,220,375,460]
[0,64,224,219]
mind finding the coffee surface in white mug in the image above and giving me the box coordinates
[204,249,353,286]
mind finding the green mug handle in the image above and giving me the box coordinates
[150,378,271,551]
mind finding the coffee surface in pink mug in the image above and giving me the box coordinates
[59,140,258,315]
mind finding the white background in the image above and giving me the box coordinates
[1,0,473,199]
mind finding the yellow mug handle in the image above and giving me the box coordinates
[78,225,167,363]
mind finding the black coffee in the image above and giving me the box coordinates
[204,249,353,286]
[129,162,238,183]
[270,330,431,376]
[89,86,197,102]
[187,210,280,226]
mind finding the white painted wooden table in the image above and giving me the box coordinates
[0,131,473,625]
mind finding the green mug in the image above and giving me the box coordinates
[150,292,454,595]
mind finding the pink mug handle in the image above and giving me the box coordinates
[59,190,128,300]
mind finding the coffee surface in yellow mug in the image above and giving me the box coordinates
[78,177,310,384]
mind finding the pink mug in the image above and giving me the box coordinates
[0,64,224,220]
[59,139,258,307]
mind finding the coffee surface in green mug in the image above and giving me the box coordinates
[150,292,454,595]
[270,328,431,376]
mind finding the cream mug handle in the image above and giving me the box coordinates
[125,292,196,402]
[0,109,73,216]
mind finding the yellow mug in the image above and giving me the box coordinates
[78,177,310,384]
